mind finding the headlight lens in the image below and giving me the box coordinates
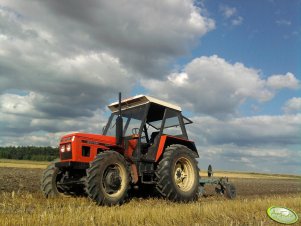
[60,145,65,153]
[66,143,71,152]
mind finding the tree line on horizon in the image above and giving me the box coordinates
[0,146,59,161]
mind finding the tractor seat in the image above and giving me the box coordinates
[150,131,160,144]
[140,132,161,162]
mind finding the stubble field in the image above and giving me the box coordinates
[0,160,300,225]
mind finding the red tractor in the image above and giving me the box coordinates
[41,94,203,205]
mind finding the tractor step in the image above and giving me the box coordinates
[141,171,156,184]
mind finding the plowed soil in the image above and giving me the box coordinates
[1,167,300,197]
[0,167,41,193]
[203,177,301,198]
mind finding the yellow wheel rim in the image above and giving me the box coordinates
[102,163,127,198]
[174,157,195,192]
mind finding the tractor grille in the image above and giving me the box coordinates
[61,151,72,160]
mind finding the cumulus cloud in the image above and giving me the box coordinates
[188,114,301,146]
[143,55,299,116]
[231,16,243,26]
[276,19,292,26]
[196,144,301,174]
[219,5,237,18]
[188,114,301,174]
[283,97,301,114]
[0,96,108,139]
[0,93,40,117]
[219,5,243,26]
[0,7,135,112]
[1,0,215,77]
[267,72,299,90]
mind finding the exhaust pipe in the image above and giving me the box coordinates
[116,92,123,145]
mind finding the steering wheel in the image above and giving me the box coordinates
[132,128,139,135]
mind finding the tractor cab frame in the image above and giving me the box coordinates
[104,95,196,163]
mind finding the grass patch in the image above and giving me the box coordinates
[0,159,48,169]
[0,192,300,225]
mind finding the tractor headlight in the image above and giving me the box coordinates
[60,145,65,153]
[66,143,71,152]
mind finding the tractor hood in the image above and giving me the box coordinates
[60,132,116,146]
[59,132,122,162]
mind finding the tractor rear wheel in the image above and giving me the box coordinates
[86,151,131,206]
[41,161,64,197]
[155,144,199,202]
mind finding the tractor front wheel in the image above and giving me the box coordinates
[86,151,131,206]
[41,161,63,197]
[155,144,199,202]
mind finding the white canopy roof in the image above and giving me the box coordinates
[108,95,181,112]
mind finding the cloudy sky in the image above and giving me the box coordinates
[0,0,300,174]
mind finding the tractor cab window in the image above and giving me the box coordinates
[146,119,162,144]
[146,109,184,137]
[123,109,144,137]
[105,114,118,136]
[104,105,146,137]
[162,109,183,136]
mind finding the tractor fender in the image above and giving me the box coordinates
[155,135,199,162]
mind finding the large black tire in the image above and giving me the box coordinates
[155,144,199,202]
[86,151,131,206]
[41,161,63,197]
